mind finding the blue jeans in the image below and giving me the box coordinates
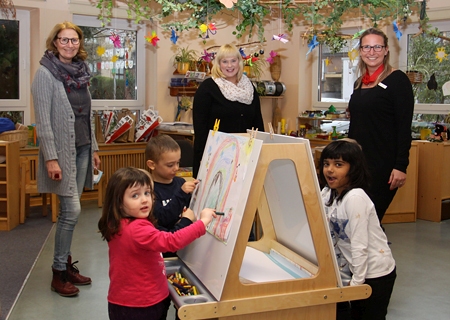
[53,144,90,270]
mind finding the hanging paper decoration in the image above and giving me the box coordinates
[306,35,319,57]
[145,31,160,47]
[348,48,358,63]
[266,50,278,64]
[111,55,118,63]
[325,57,332,66]
[201,49,214,63]
[393,20,402,41]
[109,33,122,48]
[219,0,237,9]
[170,29,178,44]
[199,23,217,39]
[435,47,448,63]
[96,46,106,57]
[199,24,208,33]
[352,30,365,39]
[272,34,289,43]
[239,48,246,58]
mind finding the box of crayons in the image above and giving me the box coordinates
[167,272,199,296]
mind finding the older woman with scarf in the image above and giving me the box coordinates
[31,21,101,297]
[192,44,264,177]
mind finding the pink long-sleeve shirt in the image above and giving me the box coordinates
[107,218,205,307]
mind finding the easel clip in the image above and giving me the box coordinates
[268,122,274,140]
[248,127,258,147]
[213,119,220,136]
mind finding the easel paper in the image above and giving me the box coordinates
[189,131,258,243]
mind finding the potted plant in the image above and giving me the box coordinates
[243,54,267,80]
[173,46,197,75]
[405,21,450,103]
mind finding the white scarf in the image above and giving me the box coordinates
[213,74,254,105]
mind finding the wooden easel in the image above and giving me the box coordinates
[175,133,370,319]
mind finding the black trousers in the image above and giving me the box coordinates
[351,267,397,320]
[108,296,171,320]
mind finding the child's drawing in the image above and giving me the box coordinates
[190,131,255,243]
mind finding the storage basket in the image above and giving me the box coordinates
[0,129,28,147]
[406,71,423,84]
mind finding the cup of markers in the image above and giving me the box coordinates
[167,272,199,296]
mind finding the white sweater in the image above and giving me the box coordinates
[321,188,396,286]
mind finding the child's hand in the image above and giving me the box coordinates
[181,208,195,221]
[181,179,200,194]
[199,208,216,227]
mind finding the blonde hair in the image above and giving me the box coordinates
[210,44,244,80]
[45,21,88,61]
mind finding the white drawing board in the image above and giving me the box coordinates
[178,130,263,300]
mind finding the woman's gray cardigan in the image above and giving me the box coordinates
[31,66,99,197]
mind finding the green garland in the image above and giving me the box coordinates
[95,0,419,48]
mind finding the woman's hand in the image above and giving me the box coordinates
[46,160,62,181]
[388,169,406,190]
[93,151,101,169]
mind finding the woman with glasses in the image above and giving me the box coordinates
[31,21,101,297]
[348,27,414,227]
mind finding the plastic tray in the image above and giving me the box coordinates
[165,258,216,308]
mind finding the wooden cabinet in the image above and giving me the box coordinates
[383,142,419,223]
[416,141,450,222]
[0,140,20,230]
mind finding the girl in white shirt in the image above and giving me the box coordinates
[319,139,396,320]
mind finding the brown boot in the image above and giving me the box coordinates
[51,268,79,297]
[66,255,92,285]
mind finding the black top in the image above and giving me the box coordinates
[153,176,192,230]
[348,70,414,175]
[192,77,265,177]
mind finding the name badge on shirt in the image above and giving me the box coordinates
[378,82,387,89]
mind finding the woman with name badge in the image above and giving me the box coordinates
[347,28,414,224]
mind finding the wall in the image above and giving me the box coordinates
[13,0,450,132]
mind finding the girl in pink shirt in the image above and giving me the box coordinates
[98,167,215,320]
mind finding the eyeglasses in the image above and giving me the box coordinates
[57,37,80,45]
[360,45,385,52]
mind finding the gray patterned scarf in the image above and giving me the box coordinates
[39,50,91,92]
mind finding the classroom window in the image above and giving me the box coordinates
[0,19,19,100]
[73,15,145,111]
[406,30,450,104]
[0,10,30,124]
[399,19,450,114]
[318,38,359,103]
[80,26,137,100]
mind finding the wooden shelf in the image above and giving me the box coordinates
[0,141,20,231]
[169,86,198,97]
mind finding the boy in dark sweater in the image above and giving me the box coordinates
[145,134,200,256]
